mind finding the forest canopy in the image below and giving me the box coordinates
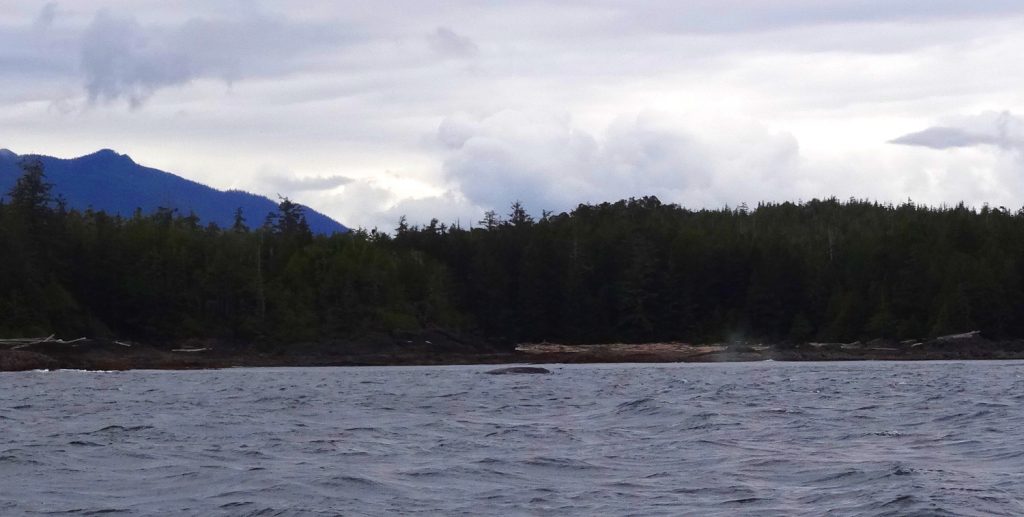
[1,161,1021,346]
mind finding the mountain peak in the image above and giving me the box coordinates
[0,148,17,160]
[83,148,134,164]
[0,149,348,235]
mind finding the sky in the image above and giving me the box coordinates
[3,1,1024,229]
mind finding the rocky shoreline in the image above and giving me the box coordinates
[516,331,1024,364]
[3,330,1023,372]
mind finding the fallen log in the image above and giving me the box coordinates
[0,334,55,346]
[12,337,88,350]
[2,336,94,350]
[935,330,982,342]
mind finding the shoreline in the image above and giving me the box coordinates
[3,331,1024,372]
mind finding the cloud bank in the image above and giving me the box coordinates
[438,110,711,210]
[4,1,1024,229]
[424,108,808,222]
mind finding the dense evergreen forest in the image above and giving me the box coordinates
[2,160,1022,346]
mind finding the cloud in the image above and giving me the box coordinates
[438,110,613,210]
[588,0,1024,35]
[317,178,396,230]
[889,126,1000,149]
[427,27,478,58]
[889,111,1024,151]
[33,2,57,30]
[81,12,191,107]
[382,190,481,229]
[265,174,354,192]
[79,10,352,107]
[8,0,1024,230]
[437,110,800,214]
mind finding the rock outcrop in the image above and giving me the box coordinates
[0,350,59,371]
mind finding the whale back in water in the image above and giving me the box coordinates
[485,366,551,375]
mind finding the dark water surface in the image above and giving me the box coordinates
[3,361,1024,516]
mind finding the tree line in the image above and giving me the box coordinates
[2,160,1022,346]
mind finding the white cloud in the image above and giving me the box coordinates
[259,169,354,192]
[438,110,801,214]
[319,179,396,231]
[383,190,481,229]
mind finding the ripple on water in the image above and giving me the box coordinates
[2,362,1024,515]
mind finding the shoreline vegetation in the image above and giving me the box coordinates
[7,161,1024,371]
[4,330,1024,372]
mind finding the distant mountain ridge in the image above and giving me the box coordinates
[0,149,347,235]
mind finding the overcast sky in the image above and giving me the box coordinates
[3,1,1024,229]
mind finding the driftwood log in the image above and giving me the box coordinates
[0,336,130,350]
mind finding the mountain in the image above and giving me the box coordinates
[0,149,347,235]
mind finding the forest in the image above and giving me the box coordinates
[2,159,1022,347]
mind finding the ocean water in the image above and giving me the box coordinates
[2,361,1024,516]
